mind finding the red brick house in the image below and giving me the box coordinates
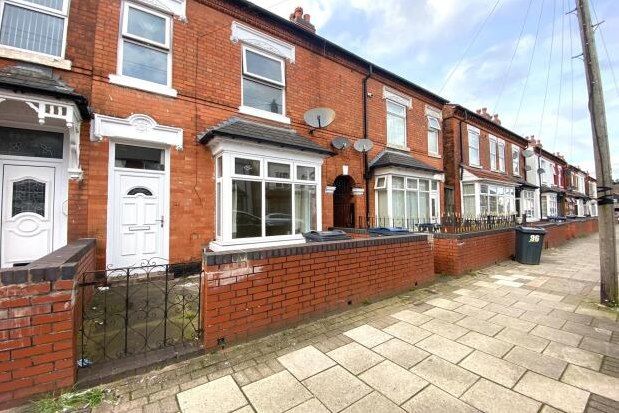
[441,105,532,219]
[0,0,447,268]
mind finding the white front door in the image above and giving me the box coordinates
[112,170,166,268]
[1,164,55,267]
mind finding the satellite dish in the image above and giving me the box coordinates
[512,151,519,160]
[331,136,349,150]
[525,165,532,171]
[304,108,336,129]
[537,168,545,174]
[354,139,374,153]
[523,149,534,158]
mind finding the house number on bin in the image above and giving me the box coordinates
[529,235,541,243]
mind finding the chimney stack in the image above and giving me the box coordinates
[289,6,316,33]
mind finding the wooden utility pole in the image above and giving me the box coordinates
[576,0,618,306]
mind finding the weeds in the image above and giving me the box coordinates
[31,388,107,413]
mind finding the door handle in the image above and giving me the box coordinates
[155,215,164,228]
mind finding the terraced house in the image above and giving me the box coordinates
[0,0,449,268]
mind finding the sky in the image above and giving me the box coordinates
[248,0,618,179]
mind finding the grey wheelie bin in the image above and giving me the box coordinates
[515,226,546,265]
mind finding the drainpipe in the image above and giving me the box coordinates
[362,64,373,228]
[537,147,543,220]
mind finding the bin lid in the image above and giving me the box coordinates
[368,227,411,234]
[516,226,547,234]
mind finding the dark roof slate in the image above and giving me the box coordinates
[369,150,442,173]
[0,64,91,119]
[198,117,333,155]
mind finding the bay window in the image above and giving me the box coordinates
[386,100,407,147]
[118,2,172,87]
[522,190,535,218]
[0,0,69,57]
[375,175,440,228]
[242,46,285,116]
[213,149,321,249]
[462,182,516,217]
[462,184,476,217]
[468,128,480,166]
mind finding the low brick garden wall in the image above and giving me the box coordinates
[433,228,516,276]
[0,239,95,408]
[202,235,434,349]
[534,218,599,249]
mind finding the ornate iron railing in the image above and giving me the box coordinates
[77,261,203,367]
[357,215,518,233]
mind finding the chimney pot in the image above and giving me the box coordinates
[289,6,316,32]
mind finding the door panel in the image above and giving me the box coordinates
[113,172,166,268]
[1,164,55,267]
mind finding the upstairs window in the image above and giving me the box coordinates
[512,147,520,176]
[0,0,69,57]
[242,47,285,115]
[427,116,440,155]
[119,2,171,86]
[386,100,406,147]
[498,141,505,172]
[489,137,497,170]
[468,129,480,166]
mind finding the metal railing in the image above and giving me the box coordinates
[77,260,203,367]
[357,215,518,234]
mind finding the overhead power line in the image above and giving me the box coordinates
[553,0,567,148]
[439,0,502,94]
[591,0,619,98]
[538,0,558,139]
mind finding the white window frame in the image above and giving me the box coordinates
[461,182,516,217]
[497,140,505,172]
[557,166,563,187]
[540,159,548,185]
[109,1,176,97]
[386,99,407,148]
[239,45,288,124]
[209,142,323,251]
[512,146,520,176]
[522,190,536,219]
[0,0,70,63]
[427,115,441,156]
[374,174,441,228]
[489,136,498,171]
[468,127,480,167]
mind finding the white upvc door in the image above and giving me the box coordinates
[111,169,167,268]
[1,164,55,267]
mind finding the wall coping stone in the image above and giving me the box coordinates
[433,227,516,240]
[0,238,96,285]
[204,235,429,266]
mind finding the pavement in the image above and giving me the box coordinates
[81,230,618,412]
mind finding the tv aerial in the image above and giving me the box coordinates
[354,139,374,153]
[304,108,335,134]
[331,136,350,150]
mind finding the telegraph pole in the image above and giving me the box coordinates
[576,0,618,306]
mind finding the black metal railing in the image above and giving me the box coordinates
[357,215,518,234]
[77,261,203,367]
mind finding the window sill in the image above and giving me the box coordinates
[109,74,178,97]
[468,164,483,169]
[209,236,305,252]
[428,153,442,159]
[238,106,291,124]
[0,46,71,70]
[386,143,411,152]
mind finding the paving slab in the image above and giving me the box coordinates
[562,321,612,341]
[343,325,393,348]
[514,371,590,413]
[579,337,619,358]
[457,331,514,357]
[504,346,567,379]
[372,338,430,369]
[531,325,583,347]
[459,350,526,388]
[485,303,526,318]
[415,334,473,363]
[456,316,504,336]
[495,328,550,352]
[575,305,617,321]
[277,346,336,380]
[327,342,384,375]
[461,378,541,413]
[454,304,497,320]
[426,297,462,310]
[383,321,432,345]
[520,311,566,329]
[401,385,480,413]
[303,366,371,412]
[242,371,312,413]
[420,318,469,340]
[423,307,466,323]
[561,364,619,401]
[454,295,490,309]
[359,360,427,404]
[177,375,248,413]
[286,398,330,413]
[543,341,603,371]
[489,313,536,332]
[410,355,478,397]
[390,309,432,326]
[341,392,404,413]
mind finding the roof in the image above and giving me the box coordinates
[463,166,538,188]
[0,64,90,119]
[219,0,448,105]
[198,117,333,155]
[369,150,442,173]
[541,185,566,194]
[448,105,529,147]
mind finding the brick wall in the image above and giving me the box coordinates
[536,218,599,249]
[0,239,96,408]
[202,235,434,348]
[433,229,516,276]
